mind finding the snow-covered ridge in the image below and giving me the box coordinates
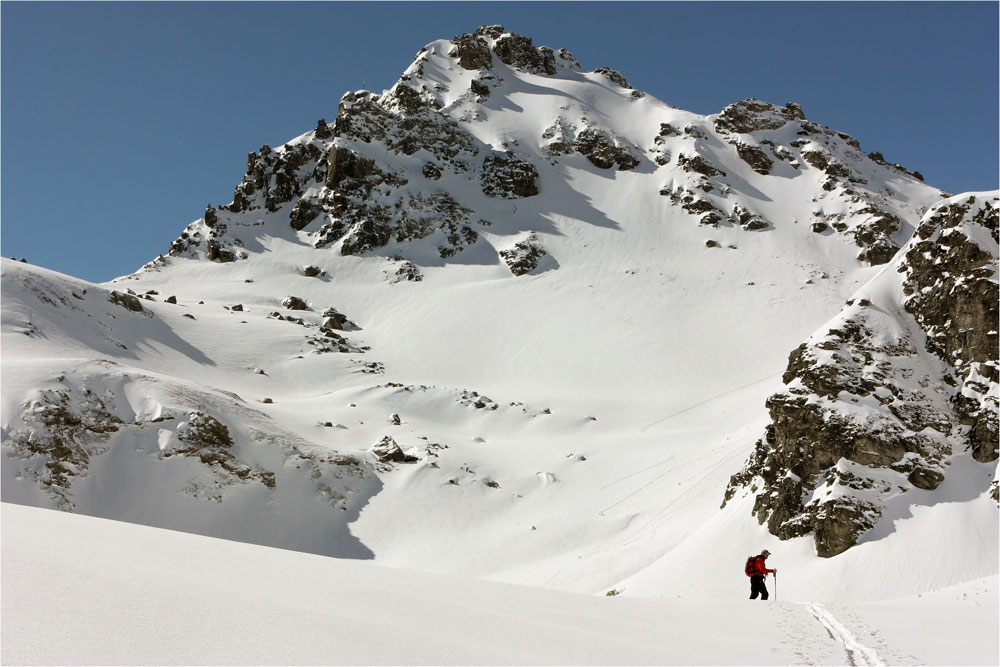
[152,24,944,283]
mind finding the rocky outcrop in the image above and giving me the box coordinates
[853,207,903,265]
[451,32,493,70]
[4,387,122,510]
[714,98,805,135]
[334,90,478,167]
[735,142,774,175]
[469,79,491,100]
[387,259,422,284]
[370,435,417,467]
[481,153,539,198]
[493,33,557,75]
[902,195,999,462]
[500,233,547,276]
[226,142,325,215]
[574,128,640,170]
[595,67,632,89]
[109,290,146,313]
[677,153,726,179]
[660,185,726,226]
[541,117,577,156]
[731,203,770,231]
[449,26,566,76]
[282,296,309,311]
[723,192,999,557]
[325,146,377,190]
[166,412,276,490]
[319,307,353,331]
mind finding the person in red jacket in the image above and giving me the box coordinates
[748,549,777,600]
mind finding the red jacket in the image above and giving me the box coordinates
[749,555,774,577]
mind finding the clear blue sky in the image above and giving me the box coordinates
[3,1,997,282]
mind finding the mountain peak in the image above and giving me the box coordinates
[2,23,996,612]
[447,25,581,76]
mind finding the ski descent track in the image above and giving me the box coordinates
[639,373,779,434]
[804,602,886,666]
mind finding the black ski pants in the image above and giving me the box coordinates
[749,575,768,600]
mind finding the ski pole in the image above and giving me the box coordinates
[774,571,777,601]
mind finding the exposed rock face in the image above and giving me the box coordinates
[677,153,726,179]
[595,67,632,89]
[731,203,769,231]
[469,79,491,99]
[4,387,122,510]
[451,32,493,70]
[227,142,325,215]
[326,145,377,190]
[168,412,276,490]
[854,207,903,265]
[384,83,428,115]
[481,153,539,198]
[902,196,999,462]
[290,199,324,231]
[735,142,774,175]
[449,26,566,77]
[723,193,999,557]
[422,162,442,180]
[714,98,805,135]
[660,185,727,227]
[493,33,557,75]
[541,117,577,156]
[574,128,640,170]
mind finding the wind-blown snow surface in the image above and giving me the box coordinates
[1,26,997,664]
[3,502,997,666]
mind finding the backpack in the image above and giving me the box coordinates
[744,555,758,577]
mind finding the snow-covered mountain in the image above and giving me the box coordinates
[2,23,996,622]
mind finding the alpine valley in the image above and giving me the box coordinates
[2,26,997,665]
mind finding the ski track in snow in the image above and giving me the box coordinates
[638,372,780,434]
[530,381,766,589]
[804,602,886,666]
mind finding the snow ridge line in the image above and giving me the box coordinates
[805,602,885,667]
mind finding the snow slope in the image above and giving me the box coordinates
[2,27,997,662]
[3,502,996,666]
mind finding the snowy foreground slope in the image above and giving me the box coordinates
[3,502,997,666]
[2,25,998,664]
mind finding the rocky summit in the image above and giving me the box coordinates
[2,26,996,599]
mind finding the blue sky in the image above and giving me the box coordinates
[2,1,997,282]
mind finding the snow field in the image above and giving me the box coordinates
[5,502,996,666]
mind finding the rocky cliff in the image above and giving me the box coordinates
[724,192,998,557]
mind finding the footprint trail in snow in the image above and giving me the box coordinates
[805,602,886,666]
